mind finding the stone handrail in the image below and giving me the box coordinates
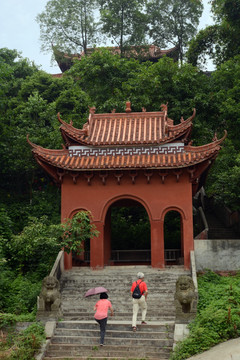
[195,206,209,239]
[49,250,65,281]
[190,250,198,293]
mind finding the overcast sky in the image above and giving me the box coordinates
[0,0,214,74]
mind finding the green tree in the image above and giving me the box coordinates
[67,48,143,111]
[147,0,203,63]
[98,0,148,55]
[187,0,240,67]
[60,211,99,254]
[68,49,211,118]
[0,211,98,275]
[36,0,98,55]
[203,55,240,210]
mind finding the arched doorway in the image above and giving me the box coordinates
[105,199,151,265]
[164,210,183,265]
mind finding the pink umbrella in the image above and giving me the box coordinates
[84,287,108,297]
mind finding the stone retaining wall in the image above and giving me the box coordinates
[194,239,240,271]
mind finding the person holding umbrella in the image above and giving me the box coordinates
[94,292,114,346]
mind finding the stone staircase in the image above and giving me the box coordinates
[44,265,190,360]
[206,211,239,239]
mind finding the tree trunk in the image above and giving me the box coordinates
[120,5,124,57]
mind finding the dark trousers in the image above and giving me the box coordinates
[95,317,108,344]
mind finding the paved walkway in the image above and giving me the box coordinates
[187,338,240,360]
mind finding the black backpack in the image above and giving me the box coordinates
[132,281,142,299]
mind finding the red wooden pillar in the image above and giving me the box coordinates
[64,251,72,270]
[151,219,165,268]
[104,209,111,265]
[90,221,104,269]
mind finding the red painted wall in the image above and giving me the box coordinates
[61,170,194,270]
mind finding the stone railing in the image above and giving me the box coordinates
[111,249,151,262]
[194,206,209,239]
[164,249,182,263]
[190,250,198,293]
[49,250,65,281]
[86,249,182,263]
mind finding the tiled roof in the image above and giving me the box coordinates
[58,103,194,147]
[29,131,227,172]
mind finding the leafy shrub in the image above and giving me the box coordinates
[0,270,41,314]
[0,216,60,275]
[0,322,45,360]
[6,276,42,314]
[12,322,45,360]
[0,211,98,314]
[170,271,240,360]
[0,313,35,330]
[0,206,13,240]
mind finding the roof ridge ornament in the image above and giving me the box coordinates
[214,130,227,144]
[89,106,96,114]
[125,101,131,113]
[161,103,168,113]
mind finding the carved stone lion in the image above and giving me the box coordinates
[175,275,197,323]
[37,276,61,318]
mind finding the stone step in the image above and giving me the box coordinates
[54,328,172,339]
[62,312,174,317]
[47,343,172,352]
[62,303,175,311]
[51,335,173,347]
[44,358,168,360]
[61,312,175,318]
[44,356,169,360]
[62,315,175,322]
[62,279,181,284]
[61,283,179,289]
[57,321,174,332]
[61,304,175,311]
[45,343,171,359]
[62,309,175,315]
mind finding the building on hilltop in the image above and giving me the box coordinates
[53,44,179,73]
[28,102,226,270]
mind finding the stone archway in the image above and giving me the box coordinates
[104,198,151,265]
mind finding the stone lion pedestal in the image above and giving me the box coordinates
[174,275,198,324]
[37,275,62,321]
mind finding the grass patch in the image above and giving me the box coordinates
[170,270,240,360]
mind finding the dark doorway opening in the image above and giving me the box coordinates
[109,199,151,265]
[164,210,183,265]
[73,237,90,266]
